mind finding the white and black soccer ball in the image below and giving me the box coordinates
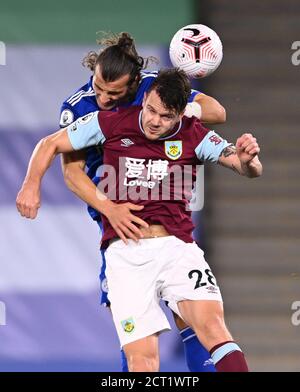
[169,24,223,79]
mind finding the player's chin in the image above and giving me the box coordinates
[98,101,116,110]
[145,129,161,140]
[145,132,160,140]
[102,104,116,110]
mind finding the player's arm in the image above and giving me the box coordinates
[61,148,115,216]
[59,112,149,242]
[61,150,149,243]
[59,108,101,211]
[16,112,149,242]
[195,129,262,178]
[185,93,226,124]
[218,133,262,178]
[20,128,75,186]
[16,112,102,219]
[61,149,93,201]
[17,130,108,220]
[16,129,79,219]
[194,93,226,124]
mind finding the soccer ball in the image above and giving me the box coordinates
[169,24,223,79]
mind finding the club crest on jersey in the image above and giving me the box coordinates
[121,317,135,333]
[164,141,182,160]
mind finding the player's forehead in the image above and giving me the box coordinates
[145,90,176,116]
[93,66,130,92]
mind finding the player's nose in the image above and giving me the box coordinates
[97,92,111,105]
[99,96,111,105]
[151,114,161,126]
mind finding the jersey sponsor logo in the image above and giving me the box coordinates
[60,109,74,127]
[121,317,135,333]
[123,157,169,189]
[164,141,183,160]
[120,138,135,147]
[124,178,156,189]
[209,135,222,145]
[78,112,96,124]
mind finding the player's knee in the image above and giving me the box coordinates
[194,314,229,344]
[203,314,227,336]
[126,353,159,372]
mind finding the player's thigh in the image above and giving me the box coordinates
[161,241,222,317]
[105,240,161,309]
[178,299,224,329]
[105,240,171,347]
[178,299,232,350]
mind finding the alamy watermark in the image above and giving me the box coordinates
[291,41,300,66]
[291,301,300,326]
[0,301,6,325]
[0,41,6,65]
[95,159,204,211]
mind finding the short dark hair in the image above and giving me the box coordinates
[148,68,191,114]
[83,32,156,85]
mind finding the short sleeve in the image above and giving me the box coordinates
[188,88,202,103]
[66,111,106,150]
[194,130,231,162]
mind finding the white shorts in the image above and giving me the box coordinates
[105,236,222,347]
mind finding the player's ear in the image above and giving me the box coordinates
[178,112,185,121]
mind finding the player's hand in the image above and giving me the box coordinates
[16,183,41,219]
[105,202,149,244]
[236,133,260,164]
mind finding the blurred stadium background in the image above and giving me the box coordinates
[0,0,299,372]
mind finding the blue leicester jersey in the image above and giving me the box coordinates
[60,71,200,221]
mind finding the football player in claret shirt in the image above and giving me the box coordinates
[17,68,262,372]
[58,32,226,372]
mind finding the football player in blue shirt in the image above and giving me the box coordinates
[59,32,226,372]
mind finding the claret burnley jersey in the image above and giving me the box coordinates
[60,72,200,222]
[66,106,231,247]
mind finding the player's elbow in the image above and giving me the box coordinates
[214,105,226,123]
[39,135,59,157]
